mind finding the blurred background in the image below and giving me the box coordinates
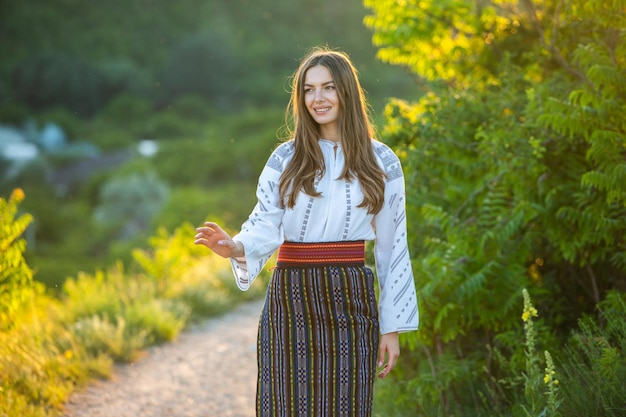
[0,0,418,289]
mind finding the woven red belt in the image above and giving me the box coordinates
[276,241,365,267]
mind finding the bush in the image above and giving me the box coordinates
[167,94,215,122]
[11,52,118,117]
[159,33,242,110]
[0,189,36,331]
[146,107,282,187]
[364,0,626,408]
[140,110,203,139]
[99,60,152,97]
[35,107,83,140]
[558,291,626,417]
[0,190,113,416]
[98,93,153,130]
[19,187,110,288]
[94,170,169,239]
[71,314,147,363]
[0,102,32,124]
[86,125,136,151]
[0,312,113,417]
[124,298,189,344]
[1,188,269,417]
[130,224,270,319]
[153,183,257,233]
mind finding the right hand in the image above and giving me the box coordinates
[194,222,244,259]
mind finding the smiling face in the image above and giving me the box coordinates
[303,65,340,141]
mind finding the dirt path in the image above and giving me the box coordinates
[63,299,265,417]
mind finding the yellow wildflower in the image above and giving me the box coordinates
[11,188,25,202]
[521,307,538,322]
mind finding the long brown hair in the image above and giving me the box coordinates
[279,47,386,214]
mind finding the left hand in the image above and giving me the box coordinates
[194,222,244,258]
[377,331,400,379]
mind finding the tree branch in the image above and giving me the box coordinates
[586,263,601,305]
[520,0,594,88]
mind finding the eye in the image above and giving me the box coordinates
[325,85,335,91]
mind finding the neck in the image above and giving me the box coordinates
[319,125,340,143]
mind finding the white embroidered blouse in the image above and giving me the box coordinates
[230,138,419,334]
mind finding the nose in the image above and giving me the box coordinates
[314,88,324,102]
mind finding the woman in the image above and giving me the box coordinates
[194,47,418,417]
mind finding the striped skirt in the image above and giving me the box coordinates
[257,241,379,417]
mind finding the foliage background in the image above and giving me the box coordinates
[0,0,419,287]
[363,0,625,415]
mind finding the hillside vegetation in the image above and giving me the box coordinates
[0,0,418,287]
[364,0,625,415]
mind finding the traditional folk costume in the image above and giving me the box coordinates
[230,139,419,417]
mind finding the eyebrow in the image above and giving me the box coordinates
[303,80,335,87]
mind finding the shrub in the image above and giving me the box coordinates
[94,170,169,239]
[167,94,215,122]
[98,93,153,130]
[140,110,203,139]
[123,298,189,344]
[71,314,147,363]
[35,107,83,140]
[0,313,113,417]
[86,125,137,151]
[131,223,270,317]
[1,191,269,417]
[159,33,242,110]
[0,190,113,416]
[153,183,257,233]
[0,102,32,124]
[11,52,117,117]
[558,291,626,417]
[0,189,36,331]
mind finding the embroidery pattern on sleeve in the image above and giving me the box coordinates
[373,143,403,181]
[266,141,294,172]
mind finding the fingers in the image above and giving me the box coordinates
[202,221,218,231]
[377,356,396,379]
[195,222,221,237]
[193,222,244,258]
[378,351,398,379]
[193,228,218,247]
[377,356,397,379]
[377,346,386,370]
[195,222,227,238]
[377,332,400,379]
[194,222,227,249]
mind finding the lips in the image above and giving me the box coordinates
[314,107,331,114]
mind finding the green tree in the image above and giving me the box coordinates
[159,34,242,109]
[11,52,120,116]
[364,0,625,414]
[94,171,169,239]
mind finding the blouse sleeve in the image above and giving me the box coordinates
[229,142,292,290]
[373,143,419,334]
